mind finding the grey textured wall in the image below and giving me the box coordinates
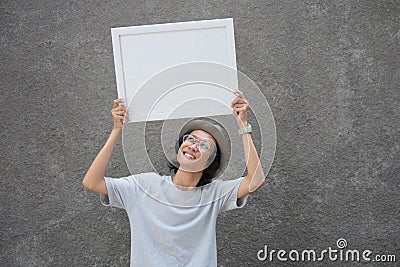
[1,0,399,266]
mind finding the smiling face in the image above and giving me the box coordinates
[176,129,217,173]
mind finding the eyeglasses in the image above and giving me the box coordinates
[182,134,212,151]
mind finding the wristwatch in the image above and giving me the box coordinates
[238,123,252,135]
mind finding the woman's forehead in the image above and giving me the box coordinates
[190,130,216,142]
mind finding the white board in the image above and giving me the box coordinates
[111,18,238,122]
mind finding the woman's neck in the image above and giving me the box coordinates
[172,169,203,190]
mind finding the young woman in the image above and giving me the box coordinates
[82,90,265,266]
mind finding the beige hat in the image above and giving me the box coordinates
[178,118,230,178]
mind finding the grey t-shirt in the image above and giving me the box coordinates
[100,172,249,267]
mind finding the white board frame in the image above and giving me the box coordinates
[111,18,238,122]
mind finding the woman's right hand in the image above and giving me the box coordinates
[111,99,129,130]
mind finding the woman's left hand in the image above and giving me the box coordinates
[230,89,249,128]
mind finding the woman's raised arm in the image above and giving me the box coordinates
[231,90,266,199]
[82,99,128,194]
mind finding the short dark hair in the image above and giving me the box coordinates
[167,130,221,186]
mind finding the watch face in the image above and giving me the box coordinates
[247,124,252,132]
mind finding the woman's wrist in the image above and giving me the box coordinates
[237,120,248,128]
[111,126,123,134]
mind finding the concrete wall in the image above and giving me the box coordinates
[1,0,399,266]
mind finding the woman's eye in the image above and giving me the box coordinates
[199,141,210,150]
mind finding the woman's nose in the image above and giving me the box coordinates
[188,142,199,151]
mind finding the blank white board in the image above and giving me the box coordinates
[111,18,238,122]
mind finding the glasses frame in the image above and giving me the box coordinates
[182,134,213,151]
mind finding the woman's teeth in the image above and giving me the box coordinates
[184,152,194,159]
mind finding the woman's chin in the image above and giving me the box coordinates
[177,153,210,172]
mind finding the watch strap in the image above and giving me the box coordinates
[238,123,252,135]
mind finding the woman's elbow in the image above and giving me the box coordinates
[82,176,107,194]
[249,176,266,193]
[82,177,93,190]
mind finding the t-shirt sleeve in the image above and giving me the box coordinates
[99,175,137,210]
[216,177,249,213]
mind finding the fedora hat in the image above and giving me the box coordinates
[178,117,230,178]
